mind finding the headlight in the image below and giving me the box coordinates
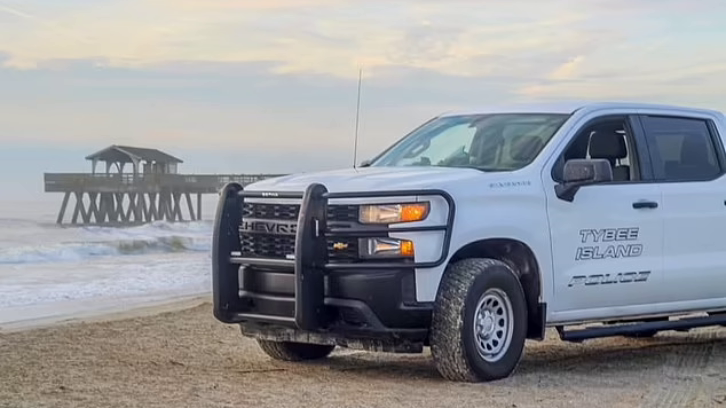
[359,202,429,224]
[359,237,414,258]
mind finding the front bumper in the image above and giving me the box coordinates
[211,182,455,345]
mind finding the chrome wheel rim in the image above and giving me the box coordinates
[473,288,514,362]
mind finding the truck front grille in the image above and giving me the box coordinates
[240,234,296,259]
[240,235,359,261]
[241,202,359,223]
[242,203,299,221]
[239,201,360,262]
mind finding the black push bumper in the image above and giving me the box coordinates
[211,182,455,345]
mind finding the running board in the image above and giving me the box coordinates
[556,313,726,343]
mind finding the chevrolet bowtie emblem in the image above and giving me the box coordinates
[332,242,349,250]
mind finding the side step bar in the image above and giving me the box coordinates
[557,313,726,343]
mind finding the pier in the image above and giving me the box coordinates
[44,145,282,226]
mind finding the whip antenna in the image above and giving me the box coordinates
[352,67,363,168]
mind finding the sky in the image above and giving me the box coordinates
[1,0,726,199]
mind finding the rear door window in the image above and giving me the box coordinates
[639,115,723,181]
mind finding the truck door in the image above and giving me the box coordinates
[543,113,665,321]
[636,113,726,307]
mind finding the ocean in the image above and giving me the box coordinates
[0,196,221,328]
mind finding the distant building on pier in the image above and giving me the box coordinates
[43,145,282,226]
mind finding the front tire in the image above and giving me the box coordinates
[257,340,335,361]
[430,258,528,382]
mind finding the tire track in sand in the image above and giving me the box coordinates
[639,328,724,408]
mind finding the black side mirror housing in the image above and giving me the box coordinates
[359,159,372,167]
[555,158,613,202]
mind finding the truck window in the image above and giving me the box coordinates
[391,122,477,167]
[371,113,569,171]
[554,117,640,182]
[639,115,722,181]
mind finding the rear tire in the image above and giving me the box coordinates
[257,340,335,361]
[430,258,528,382]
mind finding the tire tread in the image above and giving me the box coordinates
[430,258,527,382]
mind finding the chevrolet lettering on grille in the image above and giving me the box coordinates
[240,220,298,235]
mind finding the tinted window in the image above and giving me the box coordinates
[641,116,721,181]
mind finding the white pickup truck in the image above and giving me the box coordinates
[212,101,726,382]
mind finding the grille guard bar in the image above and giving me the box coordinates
[212,182,456,330]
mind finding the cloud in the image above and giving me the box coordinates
[0,61,437,156]
[0,0,624,79]
[0,2,36,20]
[158,0,342,11]
[1,0,725,84]
[549,56,586,81]
[0,56,549,174]
[2,0,726,172]
[2,0,726,202]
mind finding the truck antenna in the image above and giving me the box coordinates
[352,66,363,168]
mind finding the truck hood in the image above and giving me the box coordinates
[246,166,491,193]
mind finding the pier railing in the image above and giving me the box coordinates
[44,173,283,193]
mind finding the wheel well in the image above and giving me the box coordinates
[449,238,545,340]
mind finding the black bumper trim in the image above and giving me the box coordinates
[237,266,431,328]
[323,298,430,335]
[238,290,294,304]
[228,297,432,339]
[212,181,455,333]
[234,313,296,325]
[230,257,294,268]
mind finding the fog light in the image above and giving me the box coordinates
[360,237,415,259]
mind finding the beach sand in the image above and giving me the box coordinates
[2,300,726,408]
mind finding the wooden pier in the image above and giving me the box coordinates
[44,145,282,226]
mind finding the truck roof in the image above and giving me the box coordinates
[440,101,724,118]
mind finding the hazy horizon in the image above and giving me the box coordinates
[2,0,726,200]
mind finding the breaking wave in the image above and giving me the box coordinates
[0,220,213,265]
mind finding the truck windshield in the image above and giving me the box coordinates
[370,113,570,171]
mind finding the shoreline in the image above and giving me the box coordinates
[0,292,211,333]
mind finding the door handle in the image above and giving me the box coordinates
[632,200,658,209]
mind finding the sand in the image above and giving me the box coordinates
[1,301,726,408]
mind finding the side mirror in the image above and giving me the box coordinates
[359,159,372,167]
[555,158,613,202]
